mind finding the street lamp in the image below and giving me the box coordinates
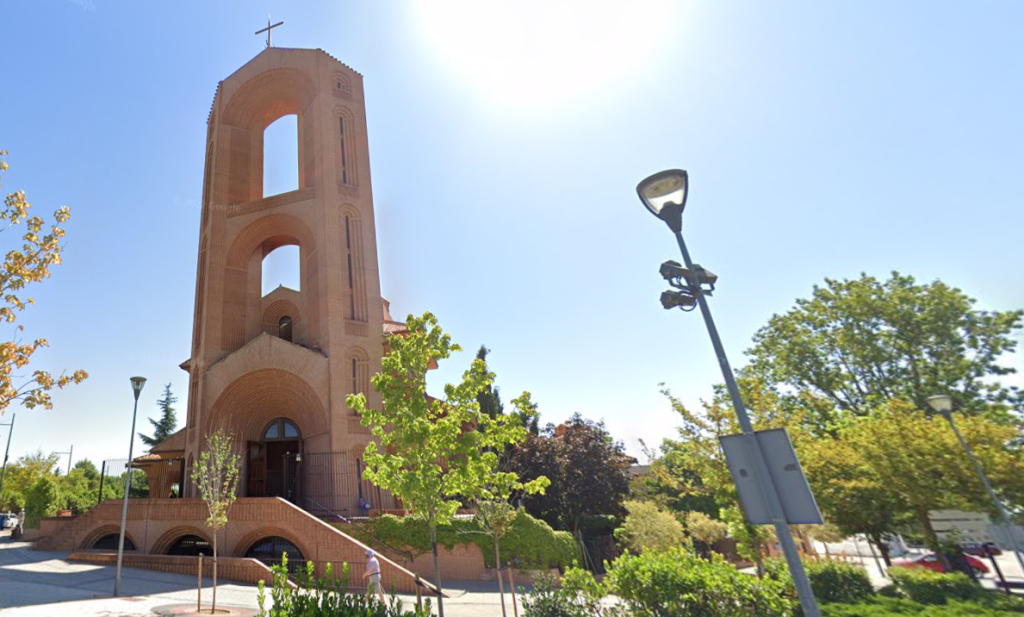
[114,376,146,597]
[54,445,73,476]
[926,394,1024,577]
[638,169,822,617]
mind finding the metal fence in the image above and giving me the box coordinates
[98,451,398,520]
[300,452,400,517]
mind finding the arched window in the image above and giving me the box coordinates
[264,114,299,197]
[167,535,211,556]
[92,533,134,551]
[263,418,301,441]
[262,245,301,296]
[246,536,305,572]
[335,108,358,187]
[279,316,293,342]
[341,207,368,322]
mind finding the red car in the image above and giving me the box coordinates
[892,552,989,576]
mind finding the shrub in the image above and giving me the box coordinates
[767,558,874,605]
[24,476,57,528]
[685,511,728,555]
[889,568,978,605]
[521,572,594,617]
[614,500,686,554]
[605,547,792,617]
[256,555,431,617]
[346,511,580,570]
[806,560,874,604]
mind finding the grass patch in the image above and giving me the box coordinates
[821,594,1024,616]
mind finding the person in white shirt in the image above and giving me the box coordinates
[363,549,386,604]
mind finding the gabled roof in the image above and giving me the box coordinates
[150,428,186,454]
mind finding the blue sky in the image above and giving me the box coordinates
[1,0,1022,469]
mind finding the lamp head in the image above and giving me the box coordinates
[637,169,688,233]
[130,376,147,401]
[926,394,953,415]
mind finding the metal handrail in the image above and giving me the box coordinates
[303,496,416,562]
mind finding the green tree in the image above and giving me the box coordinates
[24,475,57,527]
[475,346,504,419]
[747,272,1023,430]
[631,448,720,521]
[348,312,536,617]
[139,383,178,449]
[193,429,240,614]
[614,500,686,554]
[473,393,550,617]
[510,413,635,534]
[657,380,790,575]
[71,459,100,486]
[0,450,59,511]
[798,433,908,564]
[840,399,1024,550]
[57,467,95,514]
[0,150,88,414]
[685,511,729,559]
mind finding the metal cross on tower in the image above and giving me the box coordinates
[255,16,285,48]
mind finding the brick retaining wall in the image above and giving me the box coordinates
[67,552,286,587]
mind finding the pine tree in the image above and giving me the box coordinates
[476,346,504,418]
[139,383,178,449]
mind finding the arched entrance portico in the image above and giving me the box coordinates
[249,418,302,502]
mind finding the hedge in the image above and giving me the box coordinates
[766,558,874,605]
[337,511,580,570]
[888,568,978,605]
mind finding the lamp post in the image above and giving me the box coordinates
[637,169,822,617]
[54,445,73,476]
[926,394,1024,577]
[114,376,146,597]
[0,414,14,500]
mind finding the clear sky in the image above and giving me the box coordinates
[1,0,1022,470]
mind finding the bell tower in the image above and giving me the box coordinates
[182,48,385,502]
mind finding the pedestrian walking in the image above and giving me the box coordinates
[363,549,386,605]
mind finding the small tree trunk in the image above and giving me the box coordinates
[870,533,892,567]
[494,535,507,617]
[212,531,218,613]
[431,525,445,617]
[918,510,940,551]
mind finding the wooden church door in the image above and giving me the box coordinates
[248,441,267,497]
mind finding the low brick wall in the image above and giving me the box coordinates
[336,525,558,586]
[31,498,421,593]
[397,543,489,582]
[67,552,285,587]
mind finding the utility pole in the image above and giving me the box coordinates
[0,415,14,500]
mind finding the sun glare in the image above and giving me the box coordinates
[414,0,678,110]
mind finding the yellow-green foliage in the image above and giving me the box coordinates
[340,510,580,569]
[888,568,979,605]
[615,500,686,554]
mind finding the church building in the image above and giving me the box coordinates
[31,47,455,591]
[155,45,404,516]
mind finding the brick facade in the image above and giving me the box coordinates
[33,498,423,592]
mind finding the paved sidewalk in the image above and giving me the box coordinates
[0,531,516,616]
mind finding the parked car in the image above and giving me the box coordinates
[961,542,1002,557]
[892,552,989,576]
